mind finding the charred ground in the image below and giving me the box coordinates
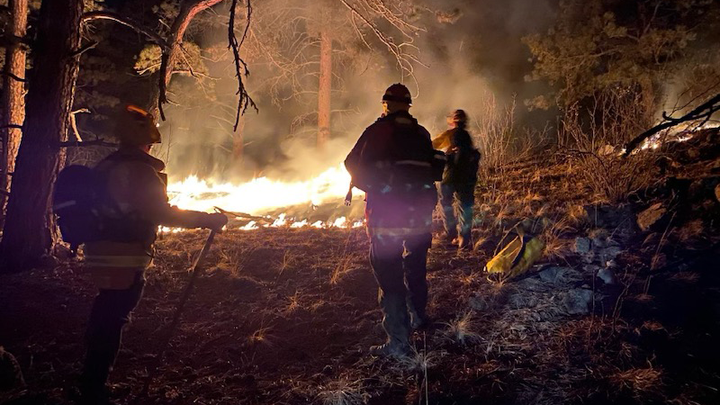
[1,129,719,405]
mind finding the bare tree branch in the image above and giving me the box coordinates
[71,40,99,57]
[81,11,168,48]
[228,0,258,131]
[158,0,224,120]
[339,0,426,82]
[69,108,91,142]
[1,71,25,82]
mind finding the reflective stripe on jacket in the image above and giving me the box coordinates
[84,255,152,268]
[367,225,432,238]
[85,240,152,290]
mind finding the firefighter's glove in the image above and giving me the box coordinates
[204,213,228,231]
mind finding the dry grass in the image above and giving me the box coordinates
[541,218,574,262]
[216,243,259,276]
[473,94,550,170]
[459,270,483,287]
[560,91,660,203]
[276,249,297,279]
[284,291,302,314]
[330,256,353,285]
[566,204,589,228]
[248,326,275,346]
[610,366,664,394]
[317,378,368,405]
[442,312,482,346]
[395,347,442,374]
[668,271,701,283]
[575,153,658,204]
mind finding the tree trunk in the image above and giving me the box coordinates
[0,0,28,219]
[317,23,332,149]
[0,0,83,273]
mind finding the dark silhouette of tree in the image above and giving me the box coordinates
[0,0,83,272]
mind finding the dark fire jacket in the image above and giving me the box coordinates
[85,148,213,289]
[345,111,438,237]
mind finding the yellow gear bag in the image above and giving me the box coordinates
[485,234,545,280]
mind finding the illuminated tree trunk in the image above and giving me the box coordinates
[0,0,28,219]
[0,0,83,273]
[317,23,332,149]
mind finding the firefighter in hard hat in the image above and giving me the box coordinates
[433,109,481,250]
[345,84,444,357]
[78,105,227,404]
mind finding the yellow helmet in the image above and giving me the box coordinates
[114,104,161,146]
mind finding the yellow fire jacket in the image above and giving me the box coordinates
[432,129,454,152]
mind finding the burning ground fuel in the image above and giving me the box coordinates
[166,164,355,221]
[2,127,719,404]
[165,163,368,231]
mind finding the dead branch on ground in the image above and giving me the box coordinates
[625,93,720,155]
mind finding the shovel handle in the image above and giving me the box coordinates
[139,228,217,398]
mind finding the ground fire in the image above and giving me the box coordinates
[165,164,361,229]
[1,1,720,405]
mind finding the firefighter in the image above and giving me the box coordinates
[433,109,481,250]
[345,84,441,357]
[78,105,227,404]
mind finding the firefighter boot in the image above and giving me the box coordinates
[410,310,431,329]
[369,338,411,357]
[371,290,411,357]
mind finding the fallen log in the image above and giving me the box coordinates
[624,93,720,156]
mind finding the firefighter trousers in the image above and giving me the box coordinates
[369,233,431,345]
[81,271,145,397]
[439,183,475,240]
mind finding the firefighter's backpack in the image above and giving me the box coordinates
[52,165,105,253]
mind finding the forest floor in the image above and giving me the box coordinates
[1,129,720,405]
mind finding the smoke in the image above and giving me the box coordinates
[158,0,558,183]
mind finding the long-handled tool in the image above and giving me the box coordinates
[138,228,218,399]
[214,206,274,225]
[344,182,353,206]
